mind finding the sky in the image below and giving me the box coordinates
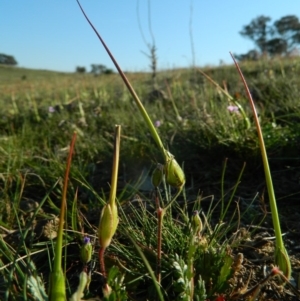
[1,0,300,73]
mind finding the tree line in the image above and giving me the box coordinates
[0,53,17,65]
[76,64,114,75]
[236,15,300,61]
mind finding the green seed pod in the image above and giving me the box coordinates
[151,164,163,187]
[80,237,93,264]
[70,271,88,301]
[191,210,203,236]
[275,247,291,280]
[98,203,118,250]
[164,156,185,188]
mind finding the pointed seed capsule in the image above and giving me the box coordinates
[191,210,203,236]
[275,247,291,280]
[98,203,118,250]
[164,156,185,188]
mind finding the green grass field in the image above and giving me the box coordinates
[0,58,300,300]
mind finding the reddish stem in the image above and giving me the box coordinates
[99,247,106,278]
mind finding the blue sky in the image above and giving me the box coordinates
[1,0,299,73]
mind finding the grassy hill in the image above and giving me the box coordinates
[1,59,300,199]
[0,58,300,300]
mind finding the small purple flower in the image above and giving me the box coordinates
[48,106,55,113]
[155,120,161,127]
[227,105,239,113]
[83,236,90,244]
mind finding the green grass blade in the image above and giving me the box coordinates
[122,226,165,301]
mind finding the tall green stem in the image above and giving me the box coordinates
[76,0,165,160]
[49,132,77,300]
[98,125,121,278]
[109,125,121,208]
[231,53,291,279]
[54,133,76,272]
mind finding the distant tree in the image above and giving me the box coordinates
[90,64,114,75]
[238,15,300,60]
[0,53,18,65]
[102,68,114,75]
[76,66,86,73]
[234,49,260,61]
[90,64,97,75]
[265,38,288,56]
[240,15,272,54]
[274,15,300,53]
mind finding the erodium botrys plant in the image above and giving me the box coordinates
[231,53,291,280]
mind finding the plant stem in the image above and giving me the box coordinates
[54,132,76,272]
[230,52,291,279]
[98,125,121,277]
[76,0,166,161]
[99,247,106,277]
[109,125,121,208]
[49,132,76,301]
